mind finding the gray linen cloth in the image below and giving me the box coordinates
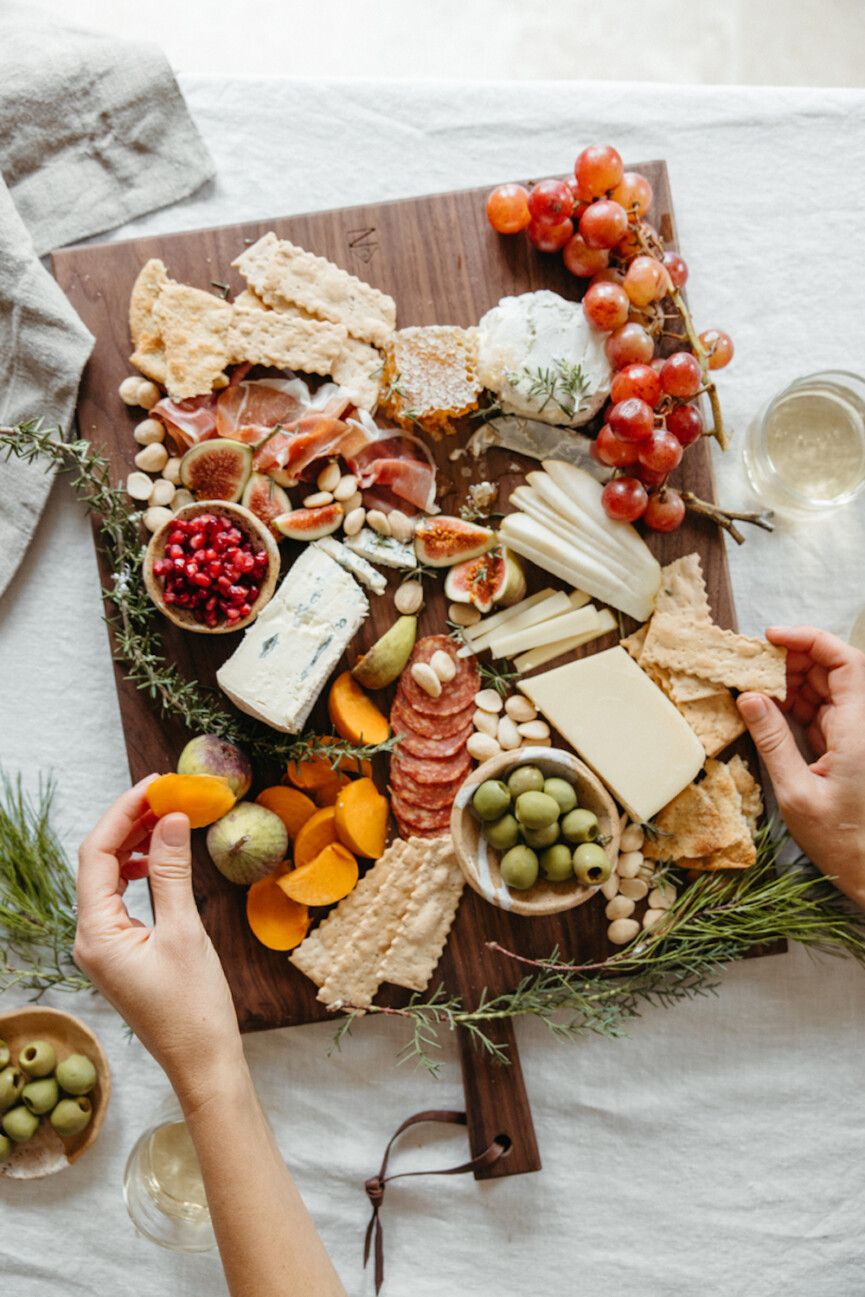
[0,2,215,600]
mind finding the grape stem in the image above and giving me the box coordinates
[682,492,774,546]
[632,226,729,452]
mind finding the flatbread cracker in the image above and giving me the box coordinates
[152,282,233,399]
[678,691,746,757]
[642,781,729,862]
[376,839,464,992]
[727,754,763,830]
[331,336,383,412]
[227,301,347,374]
[231,232,279,289]
[655,553,712,622]
[129,258,172,384]
[641,613,787,699]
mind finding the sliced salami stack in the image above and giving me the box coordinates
[389,635,480,839]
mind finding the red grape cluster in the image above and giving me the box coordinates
[485,145,734,533]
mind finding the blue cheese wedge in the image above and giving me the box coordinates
[216,547,368,733]
[313,536,387,595]
[344,527,416,570]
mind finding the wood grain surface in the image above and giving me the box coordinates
[51,162,764,1178]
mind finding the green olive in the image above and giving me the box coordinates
[22,1077,60,1116]
[543,777,578,815]
[500,845,539,891]
[484,813,520,852]
[472,780,512,822]
[0,1133,12,1165]
[514,791,560,830]
[522,821,560,849]
[572,842,612,885]
[540,843,575,882]
[0,1066,25,1113]
[506,765,545,799]
[18,1040,56,1078]
[2,1105,40,1143]
[0,1039,10,1069]
[56,1054,98,1097]
[50,1097,92,1138]
[561,808,600,844]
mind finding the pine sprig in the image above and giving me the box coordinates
[0,421,394,765]
[0,773,91,998]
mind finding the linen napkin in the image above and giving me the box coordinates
[0,2,215,601]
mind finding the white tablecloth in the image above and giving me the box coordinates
[2,79,865,1297]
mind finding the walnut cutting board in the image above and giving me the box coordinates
[52,162,771,1179]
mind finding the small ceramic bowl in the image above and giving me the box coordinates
[0,1006,111,1179]
[450,746,620,918]
[143,500,280,634]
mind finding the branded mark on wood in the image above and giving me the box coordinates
[347,228,378,264]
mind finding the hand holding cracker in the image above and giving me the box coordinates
[737,626,865,908]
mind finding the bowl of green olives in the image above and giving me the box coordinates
[0,1006,110,1179]
[451,746,620,917]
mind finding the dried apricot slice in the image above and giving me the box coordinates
[293,806,338,870]
[277,843,358,907]
[256,786,316,840]
[146,773,236,828]
[247,868,310,950]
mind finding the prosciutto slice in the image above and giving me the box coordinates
[150,393,219,451]
[346,431,438,514]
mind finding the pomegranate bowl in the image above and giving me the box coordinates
[143,500,280,634]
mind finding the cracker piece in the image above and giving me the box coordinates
[227,301,347,374]
[641,613,787,699]
[655,553,712,622]
[621,622,722,704]
[316,840,425,1009]
[231,232,279,288]
[678,692,746,758]
[129,258,172,385]
[376,839,464,992]
[642,781,727,862]
[234,287,268,310]
[152,282,233,400]
[678,844,755,872]
[380,326,482,436]
[727,754,763,830]
[331,336,383,411]
[700,759,757,869]
[255,241,396,347]
[289,839,411,987]
[620,625,648,661]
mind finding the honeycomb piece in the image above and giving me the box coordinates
[381,326,482,437]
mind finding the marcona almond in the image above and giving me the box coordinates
[134,442,168,473]
[618,877,649,901]
[648,885,676,910]
[343,507,366,536]
[430,650,456,683]
[394,582,423,615]
[605,895,635,921]
[504,695,537,723]
[388,510,415,543]
[517,720,550,742]
[162,456,182,485]
[171,489,194,511]
[642,908,667,931]
[119,375,144,405]
[497,716,521,751]
[150,478,176,507]
[126,472,154,501]
[620,823,645,853]
[143,505,174,532]
[317,462,341,493]
[367,509,391,535]
[342,491,364,514]
[333,474,357,501]
[599,872,620,901]
[411,663,441,697]
[448,602,482,626]
[137,381,161,411]
[133,418,165,445]
[617,850,644,879]
[472,709,499,738]
[303,490,333,508]
[474,689,503,714]
[467,733,500,762]
[607,918,641,945]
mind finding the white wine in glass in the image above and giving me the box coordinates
[123,1120,216,1252]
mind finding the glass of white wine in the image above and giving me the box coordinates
[744,370,865,518]
[123,1119,216,1252]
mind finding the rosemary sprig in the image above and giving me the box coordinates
[0,421,395,766]
[509,359,588,420]
[0,773,91,998]
[478,658,521,697]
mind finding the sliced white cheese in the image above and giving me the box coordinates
[513,609,617,672]
[216,546,368,733]
[476,291,612,427]
[490,604,600,659]
[344,528,417,570]
[518,646,706,823]
[541,460,662,578]
[509,487,640,590]
[313,536,387,595]
[525,471,659,580]
[466,590,572,652]
[462,587,558,645]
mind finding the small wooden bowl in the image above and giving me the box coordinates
[143,500,280,634]
[450,746,620,918]
[0,1006,111,1179]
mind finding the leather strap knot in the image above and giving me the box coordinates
[363,1109,510,1293]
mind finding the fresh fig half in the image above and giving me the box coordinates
[180,439,252,502]
[444,547,509,613]
[414,516,495,568]
[241,472,291,540]
[273,502,344,541]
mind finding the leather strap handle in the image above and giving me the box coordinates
[363,1108,510,1292]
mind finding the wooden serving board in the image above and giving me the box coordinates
[52,162,763,1179]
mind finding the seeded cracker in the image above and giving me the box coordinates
[641,615,787,699]
[152,282,233,400]
[227,301,347,375]
[331,336,384,412]
[654,552,712,622]
[129,258,172,385]
[642,782,728,862]
[727,754,763,830]
[376,839,464,992]
[677,692,746,757]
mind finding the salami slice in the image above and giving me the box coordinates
[392,715,473,760]
[390,789,453,832]
[391,746,472,786]
[390,693,475,740]
[394,818,449,841]
[389,763,466,809]
[398,636,480,715]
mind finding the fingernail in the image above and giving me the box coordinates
[738,693,768,722]
[160,814,189,847]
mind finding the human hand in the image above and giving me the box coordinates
[737,626,865,907]
[74,778,243,1103]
